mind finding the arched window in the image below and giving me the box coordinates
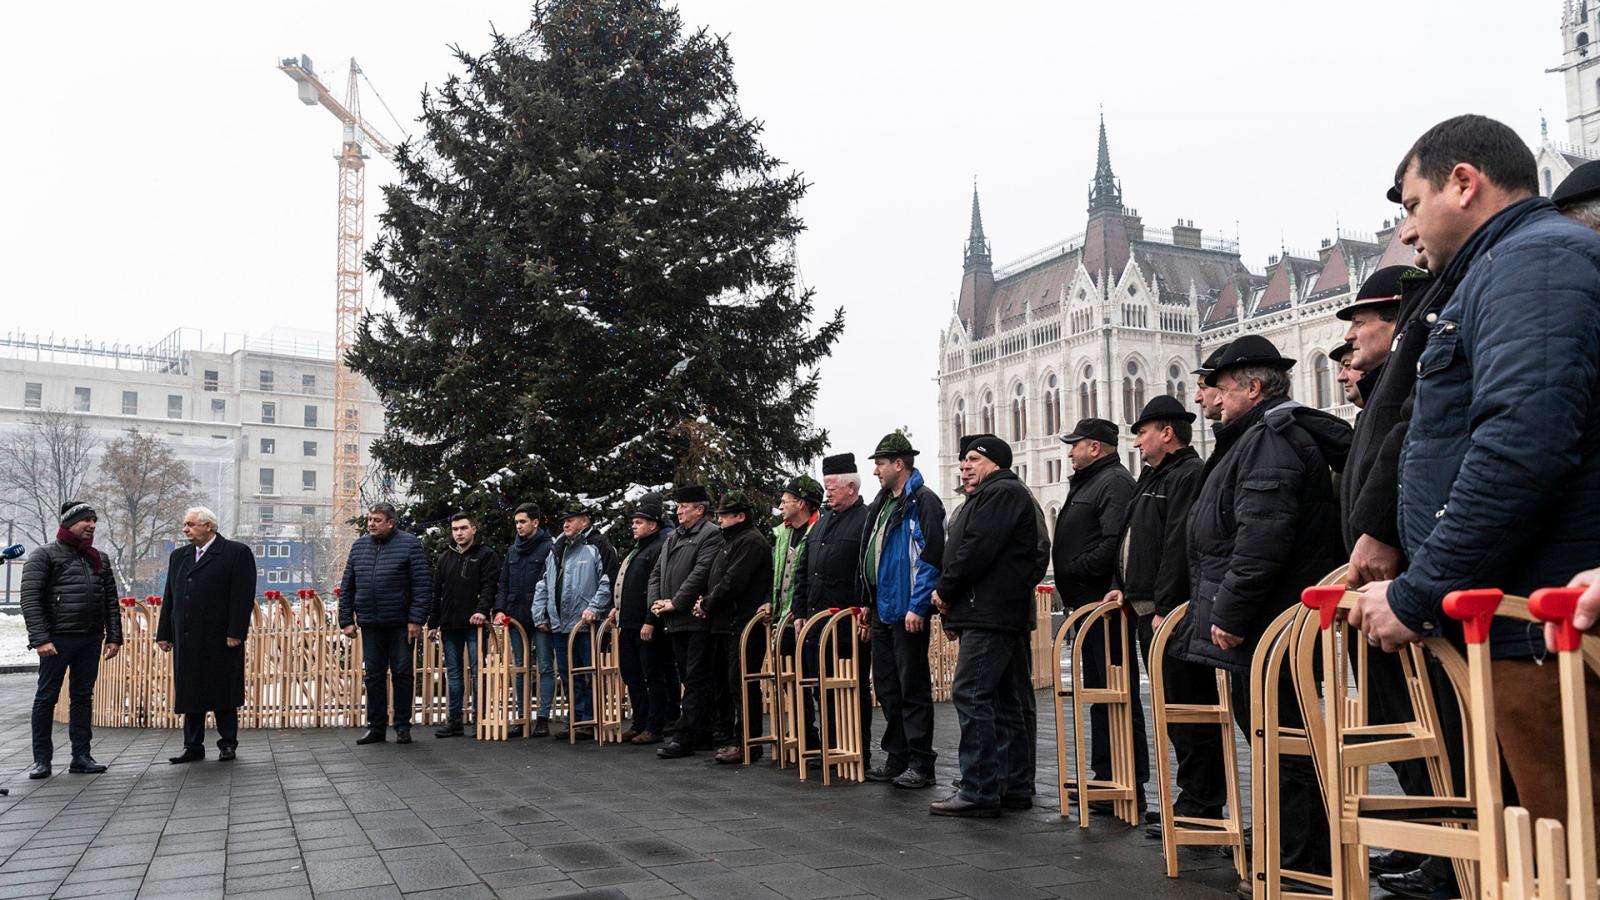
[1043,373,1060,436]
[1165,363,1186,399]
[1122,360,1146,422]
[1010,382,1028,441]
[980,390,995,435]
[1079,365,1098,419]
[1312,352,1330,408]
[952,397,966,449]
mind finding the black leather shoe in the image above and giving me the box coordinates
[355,729,386,745]
[531,719,550,738]
[930,794,1001,818]
[656,741,693,759]
[1370,849,1427,876]
[27,762,50,779]
[865,763,906,783]
[1000,794,1033,810]
[1376,868,1454,899]
[218,748,236,762]
[893,769,934,789]
[168,749,204,765]
[435,719,464,738]
[69,755,107,774]
[395,728,411,744]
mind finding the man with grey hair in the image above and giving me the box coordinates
[1179,334,1351,883]
[158,506,257,762]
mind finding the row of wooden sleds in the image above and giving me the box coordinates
[1055,569,1600,899]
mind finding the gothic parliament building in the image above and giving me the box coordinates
[935,0,1600,523]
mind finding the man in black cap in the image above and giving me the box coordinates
[1183,333,1350,881]
[1330,342,1361,407]
[697,492,774,764]
[1052,417,1141,814]
[1102,396,1215,832]
[793,453,873,766]
[1192,344,1229,428]
[21,501,122,779]
[861,430,945,789]
[1553,158,1600,229]
[929,435,1049,817]
[770,475,821,623]
[611,493,676,744]
[650,485,725,758]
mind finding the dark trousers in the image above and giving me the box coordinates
[951,630,1033,805]
[183,708,240,752]
[670,630,716,746]
[718,627,767,745]
[795,623,875,767]
[871,618,935,773]
[1161,649,1229,815]
[1080,613,1150,788]
[620,627,678,732]
[31,632,102,763]
[1232,665,1330,875]
[361,625,415,730]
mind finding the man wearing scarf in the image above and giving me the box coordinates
[20,501,123,779]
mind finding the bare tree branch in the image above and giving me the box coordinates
[95,428,200,594]
[0,409,99,544]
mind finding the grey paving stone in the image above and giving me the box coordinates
[377,844,479,891]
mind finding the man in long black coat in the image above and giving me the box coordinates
[157,506,256,763]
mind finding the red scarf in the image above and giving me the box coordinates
[57,526,103,572]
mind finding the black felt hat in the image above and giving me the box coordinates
[1336,265,1421,321]
[1554,159,1600,208]
[782,474,823,508]
[674,485,711,504]
[964,434,1012,469]
[821,453,856,476]
[1060,418,1119,446]
[1203,334,1296,386]
[1129,395,1197,434]
[1329,341,1355,365]
[630,492,666,523]
[1191,343,1230,377]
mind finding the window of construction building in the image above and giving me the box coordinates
[260,438,275,455]
[261,401,276,424]
[122,391,138,416]
[302,374,316,394]
[73,387,91,412]
[210,399,225,421]
[302,470,316,491]
[167,395,182,419]
[301,505,316,517]
[260,370,274,392]
[23,383,41,408]
[260,469,275,494]
[303,441,317,457]
[304,405,318,428]
[203,370,219,392]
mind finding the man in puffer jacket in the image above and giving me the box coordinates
[493,503,551,734]
[697,492,774,764]
[1182,334,1349,881]
[21,500,122,779]
[339,502,433,745]
[531,508,612,738]
[428,512,501,738]
[860,431,946,789]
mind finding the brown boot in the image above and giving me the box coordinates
[631,730,661,745]
[620,728,641,742]
[714,745,743,764]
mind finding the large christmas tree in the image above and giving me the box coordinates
[350,0,842,539]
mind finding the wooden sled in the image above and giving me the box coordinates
[1054,600,1140,828]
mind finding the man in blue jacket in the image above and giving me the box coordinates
[531,507,612,739]
[339,503,433,745]
[860,431,945,789]
[493,503,551,736]
[1353,114,1600,831]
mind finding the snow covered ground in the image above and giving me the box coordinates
[1,612,34,666]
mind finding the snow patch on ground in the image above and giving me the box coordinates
[0,612,35,666]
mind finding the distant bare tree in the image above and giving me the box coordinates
[0,408,99,545]
[95,429,201,594]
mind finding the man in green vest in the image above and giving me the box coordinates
[767,475,822,621]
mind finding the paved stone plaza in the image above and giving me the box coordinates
[0,673,1242,899]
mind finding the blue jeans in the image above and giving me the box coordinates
[361,625,414,729]
[951,629,1033,806]
[438,628,480,721]
[535,629,592,722]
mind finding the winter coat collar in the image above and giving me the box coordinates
[1149,445,1199,473]
[1069,454,1122,488]
[970,468,1021,498]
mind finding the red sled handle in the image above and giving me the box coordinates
[1530,587,1586,653]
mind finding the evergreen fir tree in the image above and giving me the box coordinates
[350,0,842,545]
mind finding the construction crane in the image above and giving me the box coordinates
[278,54,397,582]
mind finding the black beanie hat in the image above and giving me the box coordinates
[60,500,97,528]
[964,434,1012,469]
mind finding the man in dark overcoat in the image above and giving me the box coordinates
[157,506,256,763]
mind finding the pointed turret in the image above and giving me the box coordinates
[964,182,992,275]
[1087,111,1123,214]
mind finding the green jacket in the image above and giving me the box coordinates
[770,514,815,620]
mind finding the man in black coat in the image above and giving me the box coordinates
[339,502,434,745]
[611,493,676,744]
[930,435,1049,817]
[1103,396,1216,829]
[792,453,873,767]
[1052,417,1143,811]
[698,492,774,764]
[158,506,256,763]
[1183,335,1349,878]
[650,485,725,759]
[493,503,551,736]
[428,511,501,738]
[21,500,122,779]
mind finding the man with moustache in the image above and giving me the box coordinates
[651,486,725,759]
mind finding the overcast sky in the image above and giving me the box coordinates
[3,1,1570,493]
